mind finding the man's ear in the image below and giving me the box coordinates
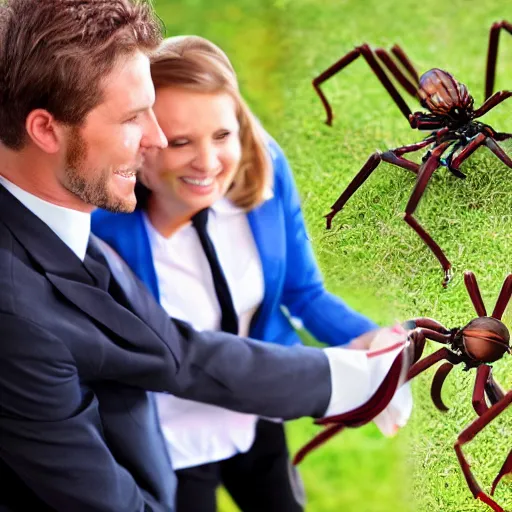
[25,109,65,154]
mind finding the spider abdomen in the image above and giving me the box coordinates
[461,317,510,363]
[418,68,474,116]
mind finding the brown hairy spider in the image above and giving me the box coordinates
[406,271,512,512]
[315,21,512,287]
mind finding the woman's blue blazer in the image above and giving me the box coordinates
[92,139,377,347]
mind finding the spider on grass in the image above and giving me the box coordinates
[315,21,512,287]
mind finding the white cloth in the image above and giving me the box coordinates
[0,176,90,261]
[323,324,413,435]
[144,198,265,470]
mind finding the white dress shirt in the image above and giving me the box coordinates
[0,176,90,260]
[144,198,265,470]
[144,199,412,470]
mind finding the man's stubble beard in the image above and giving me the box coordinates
[64,127,136,213]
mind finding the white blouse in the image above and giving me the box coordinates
[144,198,265,470]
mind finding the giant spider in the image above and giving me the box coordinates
[315,21,512,286]
[295,272,512,512]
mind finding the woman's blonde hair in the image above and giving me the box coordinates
[150,35,272,210]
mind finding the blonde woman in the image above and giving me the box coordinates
[92,36,379,511]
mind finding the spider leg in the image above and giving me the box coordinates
[313,44,413,126]
[449,133,487,171]
[412,327,452,344]
[485,137,512,168]
[492,132,512,142]
[491,273,512,320]
[407,346,460,381]
[294,343,409,464]
[405,328,459,411]
[374,47,418,97]
[390,45,420,84]
[474,90,512,118]
[408,317,451,334]
[404,141,453,286]
[319,345,409,426]
[463,271,488,317]
[472,364,492,416]
[491,449,512,495]
[406,326,453,371]
[485,370,505,405]
[386,137,437,172]
[444,146,467,179]
[325,152,382,228]
[454,390,512,511]
[485,20,512,99]
[325,137,435,228]
[431,362,454,412]
[292,423,345,465]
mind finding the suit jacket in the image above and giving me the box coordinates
[0,184,331,512]
[92,139,377,347]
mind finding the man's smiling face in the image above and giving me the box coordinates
[60,50,167,213]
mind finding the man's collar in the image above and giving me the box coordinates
[0,176,90,261]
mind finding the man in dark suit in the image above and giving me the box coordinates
[0,1,413,511]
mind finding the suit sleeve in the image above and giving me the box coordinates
[0,313,157,512]
[162,319,332,419]
[97,239,332,421]
[271,139,378,345]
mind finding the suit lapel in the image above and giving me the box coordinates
[247,198,284,336]
[0,185,165,347]
[45,270,162,348]
[0,185,94,284]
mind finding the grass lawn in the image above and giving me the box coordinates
[155,1,512,510]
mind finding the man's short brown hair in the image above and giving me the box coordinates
[0,0,163,150]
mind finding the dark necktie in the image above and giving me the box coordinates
[191,208,239,334]
[83,238,111,292]
[84,237,137,312]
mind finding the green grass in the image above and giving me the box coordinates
[155,1,512,510]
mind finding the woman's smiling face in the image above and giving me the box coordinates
[142,86,242,215]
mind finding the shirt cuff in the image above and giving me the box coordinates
[323,327,412,433]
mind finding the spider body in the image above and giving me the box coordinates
[413,316,510,373]
[316,22,512,286]
[417,68,474,117]
[410,70,500,179]
[453,316,510,365]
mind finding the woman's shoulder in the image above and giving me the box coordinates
[264,133,286,167]
[260,132,291,192]
[91,208,144,240]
